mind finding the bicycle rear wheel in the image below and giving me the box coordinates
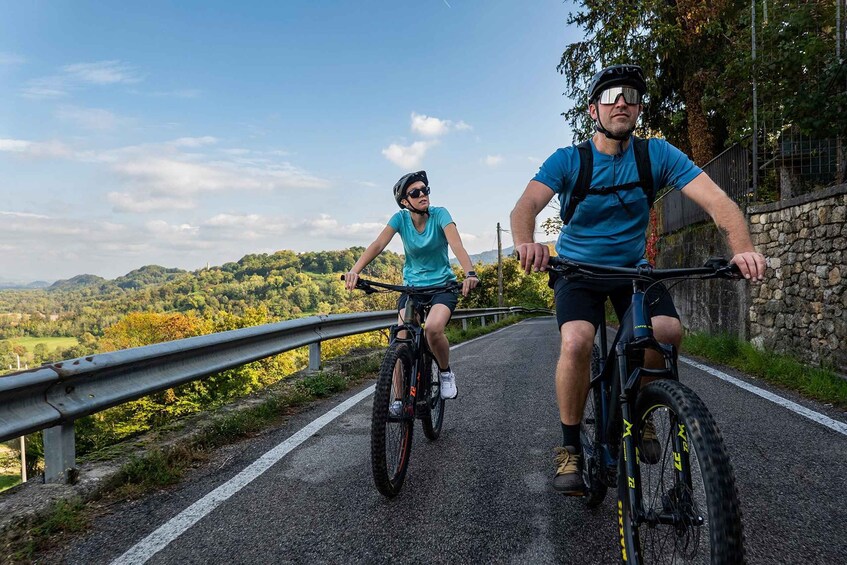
[371,342,414,498]
[581,342,608,507]
[421,351,445,440]
[618,379,745,564]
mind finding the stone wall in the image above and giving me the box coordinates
[655,224,746,340]
[747,184,847,372]
[656,183,847,373]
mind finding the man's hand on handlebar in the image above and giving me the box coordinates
[730,251,767,282]
[515,242,550,274]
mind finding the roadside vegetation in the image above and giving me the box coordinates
[683,332,847,410]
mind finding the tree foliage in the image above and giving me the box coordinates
[558,0,844,164]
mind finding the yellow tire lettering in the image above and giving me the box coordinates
[618,501,628,561]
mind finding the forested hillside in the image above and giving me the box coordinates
[0,246,550,371]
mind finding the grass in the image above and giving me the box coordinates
[0,314,528,563]
[2,498,87,562]
[683,332,847,410]
[0,474,20,492]
[8,336,78,351]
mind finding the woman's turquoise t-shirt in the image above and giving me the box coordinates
[387,207,457,286]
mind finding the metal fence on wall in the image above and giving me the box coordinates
[661,143,751,234]
[660,133,844,235]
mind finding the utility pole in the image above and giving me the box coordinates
[15,354,26,482]
[496,223,503,307]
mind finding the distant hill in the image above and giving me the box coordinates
[454,242,555,266]
[114,265,187,290]
[49,274,108,291]
[0,280,51,290]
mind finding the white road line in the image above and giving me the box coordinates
[111,385,375,565]
[112,321,522,564]
[680,355,847,437]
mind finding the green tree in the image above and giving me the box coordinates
[557,1,843,165]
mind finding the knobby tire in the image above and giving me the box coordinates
[618,379,745,564]
[581,343,609,508]
[371,342,414,498]
[421,350,445,440]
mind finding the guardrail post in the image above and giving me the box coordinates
[480,316,486,327]
[494,314,499,324]
[43,423,76,484]
[462,319,467,331]
[309,341,321,371]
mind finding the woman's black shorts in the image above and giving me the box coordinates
[397,290,459,313]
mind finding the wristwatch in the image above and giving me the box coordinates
[466,271,478,278]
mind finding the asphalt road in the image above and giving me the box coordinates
[57,318,847,564]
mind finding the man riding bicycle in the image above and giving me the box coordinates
[509,63,766,494]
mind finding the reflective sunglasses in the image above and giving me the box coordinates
[406,186,431,199]
[598,86,642,105]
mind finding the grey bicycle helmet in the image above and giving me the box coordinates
[392,170,428,209]
[587,64,647,104]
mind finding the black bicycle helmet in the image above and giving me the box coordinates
[392,170,428,209]
[587,64,647,104]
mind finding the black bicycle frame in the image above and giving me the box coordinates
[386,296,434,421]
[588,278,695,527]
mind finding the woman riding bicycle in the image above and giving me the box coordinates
[344,170,479,400]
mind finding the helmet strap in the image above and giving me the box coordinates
[404,202,430,216]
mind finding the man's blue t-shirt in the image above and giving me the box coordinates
[388,206,458,286]
[532,137,702,266]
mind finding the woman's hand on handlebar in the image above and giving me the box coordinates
[462,274,479,297]
[515,242,550,274]
[730,251,767,282]
[343,271,359,291]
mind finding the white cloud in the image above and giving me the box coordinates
[170,136,218,148]
[56,105,122,131]
[410,112,472,137]
[0,138,73,158]
[0,210,50,219]
[381,140,437,168]
[484,155,503,167]
[21,60,142,98]
[62,60,142,85]
[107,192,196,213]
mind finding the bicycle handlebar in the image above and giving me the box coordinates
[339,275,462,295]
[546,256,742,281]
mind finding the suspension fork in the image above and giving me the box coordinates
[617,342,645,524]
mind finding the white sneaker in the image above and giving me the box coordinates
[440,371,458,400]
[389,400,403,416]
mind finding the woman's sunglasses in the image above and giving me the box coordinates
[406,186,431,199]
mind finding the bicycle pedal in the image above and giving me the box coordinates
[414,401,430,417]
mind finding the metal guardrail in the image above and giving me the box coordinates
[0,307,549,483]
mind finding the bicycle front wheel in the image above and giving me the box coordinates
[580,342,608,507]
[421,351,445,440]
[371,342,414,498]
[618,379,745,564]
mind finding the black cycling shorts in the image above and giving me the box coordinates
[397,290,459,313]
[550,271,678,329]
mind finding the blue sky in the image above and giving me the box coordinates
[1,1,582,281]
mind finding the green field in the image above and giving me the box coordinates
[0,474,20,492]
[8,336,78,350]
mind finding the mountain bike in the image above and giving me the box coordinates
[547,256,746,564]
[347,276,461,498]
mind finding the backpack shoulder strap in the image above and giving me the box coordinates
[561,140,593,225]
[632,137,655,208]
